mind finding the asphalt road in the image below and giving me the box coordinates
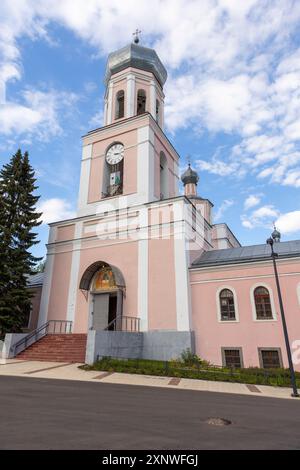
[0,375,300,450]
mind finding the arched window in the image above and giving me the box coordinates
[115,90,125,119]
[137,89,146,115]
[219,289,236,321]
[254,286,273,319]
[156,99,160,123]
[160,151,168,199]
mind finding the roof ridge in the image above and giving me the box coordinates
[192,239,300,267]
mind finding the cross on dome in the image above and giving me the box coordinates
[133,29,141,44]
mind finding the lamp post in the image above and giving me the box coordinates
[266,232,299,397]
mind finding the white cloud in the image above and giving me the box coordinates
[0,88,78,141]
[37,198,76,224]
[241,204,279,229]
[275,211,300,235]
[1,0,300,188]
[196,156,240,177]
[214,199,234,222]
[252,206,278,219]
[89,110,104,129]
[244,194,261,210]
[242,203,300,236]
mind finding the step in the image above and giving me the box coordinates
[16,333,87,363]
[18,344,85,351]
[18,356,84,360]
[19,358,85,363]
[19,352,85,356]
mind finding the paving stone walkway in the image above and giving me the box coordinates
[0,359,298,401]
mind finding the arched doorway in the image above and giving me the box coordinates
[79,262,125,331]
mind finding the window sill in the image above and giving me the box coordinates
[254,318,277,322]
[218,319,239,323]
[101,193,124,201]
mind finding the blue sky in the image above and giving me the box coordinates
[1,0,300,259]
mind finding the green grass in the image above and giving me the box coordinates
[80,356,300,388]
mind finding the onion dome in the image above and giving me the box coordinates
[272,226,281,243]
[105,43,167,87]
[181,164,199,186]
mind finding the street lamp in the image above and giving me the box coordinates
[266,229,299,397]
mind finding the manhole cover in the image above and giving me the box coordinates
[206,417,232,426]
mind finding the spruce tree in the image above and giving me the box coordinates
[0,149,42,337]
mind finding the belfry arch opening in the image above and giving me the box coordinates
[80,262,125,331]
[115,90,125,119]
[137,89,146,115]
[156,99,160,124]
[160,151,168,199]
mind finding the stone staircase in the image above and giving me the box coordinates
[17,334,87,363]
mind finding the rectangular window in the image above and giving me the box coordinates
[256,302,273,319]
[222,348,243,368]
[220,300,236,320]
[259,349,282,369]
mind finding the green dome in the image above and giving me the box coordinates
[181,164,199,186]
[105,43,167,87]
[272,227,281,242]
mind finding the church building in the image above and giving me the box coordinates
[9,37,300,371]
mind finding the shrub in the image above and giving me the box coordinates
[180,348,210,368]
[80,356,300,388]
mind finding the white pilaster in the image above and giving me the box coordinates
[77,144,92,215]
[103,99,108,124]
[138,206,149,331]
[66,221,83,325]
[150,80,156,120]
[160,95,165,130]
[137,126,155,203]
[38,230,56,327]
[174,216,192,331]
[106,82,113,125]
[126,73,135,118]
[174,160,179,196]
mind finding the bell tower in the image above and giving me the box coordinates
[77,37,179,217]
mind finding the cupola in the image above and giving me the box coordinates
[181,164,199,197]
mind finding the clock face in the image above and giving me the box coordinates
[106,143,124,165]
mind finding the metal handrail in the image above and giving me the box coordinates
[13,320,73,355]
[104,316,140,332]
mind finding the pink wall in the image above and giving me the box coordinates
[47,247,73,323]
[148,238,177,330]
[190,260,300,370]
[55,224,75,242]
